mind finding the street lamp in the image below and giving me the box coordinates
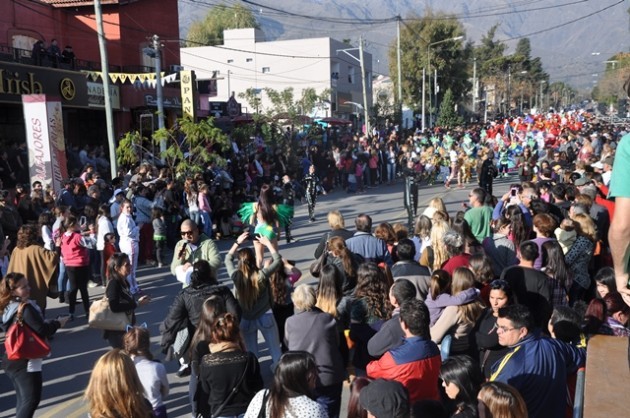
[423,35,463,130]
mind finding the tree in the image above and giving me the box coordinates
[388,11,469,112]
[117,118,230,176]
[185,4,259,46]
[436,88,463,127]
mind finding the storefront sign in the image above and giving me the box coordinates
[144,95,181,108]
[0,62,87,106]
[87,81,120,109]
[180,70,196,119]
[22,95,69,192]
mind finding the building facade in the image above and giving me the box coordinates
[0,0,182,162]
[181,28,372,121]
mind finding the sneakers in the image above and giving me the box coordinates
[177,364,191,378]
[88,281,100,288]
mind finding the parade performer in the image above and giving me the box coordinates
[302,164,326,222]
[403,159,422,228]
[237,184,293,267]
[281,175,296,243]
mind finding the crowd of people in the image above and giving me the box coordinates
[1,108,630,418]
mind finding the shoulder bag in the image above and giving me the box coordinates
[211,353,251,418]
[88,282,132,331]
[5,302,51,360]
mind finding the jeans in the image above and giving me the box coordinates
[67,265,90,316]
[240,312,282,367]
[199,210,212,237]
[316,383,343,418]
[387,162,396,183]
[57,259,68,292]
[4,359,43,418]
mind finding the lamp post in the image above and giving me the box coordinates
[425,35,463,129]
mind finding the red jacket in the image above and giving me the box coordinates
[367,336,441,403]
[61,232,90,267]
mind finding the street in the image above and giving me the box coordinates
[0,175,513,418]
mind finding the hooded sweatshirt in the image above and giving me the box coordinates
[60,231,96,267]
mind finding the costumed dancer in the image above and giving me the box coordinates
[303,164,326,222]
[478,149,498,197]
[237,184,293,268]
[281,175,296,243]
[402,158,422,228]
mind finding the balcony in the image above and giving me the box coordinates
[0,44,157,74]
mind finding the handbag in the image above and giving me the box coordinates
[4,303,51,360]
[309,234,329,278]
[88,295,131,331]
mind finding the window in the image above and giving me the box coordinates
[348,66,355,84]
[246,58,253,62]
[227,59,234,63]
[262,67,270,73]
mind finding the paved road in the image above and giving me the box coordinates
[0,175,513,418]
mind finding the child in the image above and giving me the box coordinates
[103,232,117,281]
[152,207,167,268]
[123,327,169,418]
[555,218,577,254]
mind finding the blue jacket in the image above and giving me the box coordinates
[490,331,586,418]
[345,232,393,266]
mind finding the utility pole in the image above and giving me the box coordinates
[396,15,402,106]
[359,35,370,136]
[472,58,477,113]
[507,64,512,116]
[93,0,117,179]
[151,34,166,154]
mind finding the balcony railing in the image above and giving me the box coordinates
[0,44,158,75]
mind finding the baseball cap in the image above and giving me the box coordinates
[359,379,409,418]
[574,177,590,187]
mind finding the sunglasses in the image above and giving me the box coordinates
[180,230,194,236]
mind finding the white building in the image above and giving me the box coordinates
[180,28,372,119]
[372,74,415,129]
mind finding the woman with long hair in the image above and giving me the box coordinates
[374,222,397,261]
[423,220,451,272]
[350,262,393,377]
[530,213,557,270]
[85,349,153,418]
[411,215,432,262]
[184,178,200,226]
[7,225,58,315]
[431,268,484,358]
[452,217,483,256]
[347,377,372,418]
[422,197,448,220]
[245,351,327,418]
[189,296,227,418]
[123,327,169,418]
[269,259,301,351]
[468,253,496,305]
[96,204,115,284]
[316,264,352,366]
[1,272,69,418]
[440,355,483,418]
[566,213,596,304]
[594,267,616,299]
[117,198,141,294]
[483,216,518,278]
[477,382,528,418]
[60,215,97,320]
[583,292,630,337]
[541,240,571,307]
[104,253,150,348]
[474,279,513,379]
[327,236,360,296]
[226,232,283,368]
[199,313,263,418]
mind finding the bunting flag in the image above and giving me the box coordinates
[81,71,167,84]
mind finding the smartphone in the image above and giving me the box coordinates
[510,188,517,197]
[79,215,87,226]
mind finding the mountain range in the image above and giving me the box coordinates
[178,0,630,90]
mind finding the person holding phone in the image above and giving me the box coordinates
[225,232,283,369]
[104,253,150,348]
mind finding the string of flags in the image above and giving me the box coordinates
[81,71,179,87]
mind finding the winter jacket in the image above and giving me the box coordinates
[170,234,221,279]
[160,283,241,349]
[367,336,441,403]
[60,231,95,267]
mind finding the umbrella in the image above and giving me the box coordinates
[317,117,352,126]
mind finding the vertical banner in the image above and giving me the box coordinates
[22,95,69,193]
[180,70,196,120]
